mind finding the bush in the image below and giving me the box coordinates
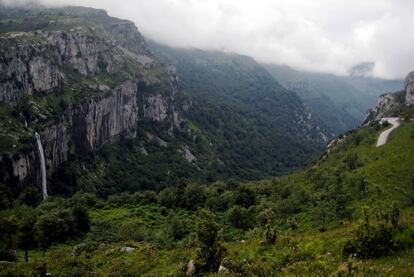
[262,223,278,245]
[342,222,395,258]
[183,184,206,210]
[194,211,226,273]
[18,187,42,207]
[233,186,256,208]
[227,205,254,229]
[166,216,189,241]
[343,205,402,258]
[119,219,150,242]
[159,187,180,208]
[72,205,90,233]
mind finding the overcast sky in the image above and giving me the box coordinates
[3,0,414,79]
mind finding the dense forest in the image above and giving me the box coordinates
[148,42,329,178]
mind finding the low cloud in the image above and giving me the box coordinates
[2,0,414,79]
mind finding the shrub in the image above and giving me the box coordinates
[183,184,206,210]
[194,211,226,273]
[18,187,42,207]
[262,223,278,245]
[227,205,254,229]
[71,205,90,233]
[233,186,256,208]
[158,187,180,208]
[343,205,401,258]
[342,222,395,258]
[119,219,149,242]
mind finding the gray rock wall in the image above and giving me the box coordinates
[404,71,414,105]
[0,14,188,190]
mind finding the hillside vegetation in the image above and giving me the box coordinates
[148,42,328,179]
[264,64,403,134]
[1,119,413,276]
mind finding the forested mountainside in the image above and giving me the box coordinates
[148,42,329,179]
[0,5,330,198]
[1,67,413,276]
[263,64,403,134]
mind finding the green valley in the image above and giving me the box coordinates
[0,3,413,277]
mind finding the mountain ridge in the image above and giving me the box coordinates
[263,63,403,134]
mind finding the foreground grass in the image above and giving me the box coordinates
[1,206,413,276]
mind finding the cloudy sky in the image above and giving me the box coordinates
[3,0,414,79]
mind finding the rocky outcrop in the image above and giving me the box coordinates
[186,260,196,276]
[0,34,63,106]
[46,30,114,76]
[0,6,188,191]
[73,80,140,153]
[363,92,403,124]
[404,71,414,105]
[363,70,413,125]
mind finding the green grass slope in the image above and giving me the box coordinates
[1,121,413,276]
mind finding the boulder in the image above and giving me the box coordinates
[120,246,136,253]
[218,265,230,273]
[186,260,196,276]
[72,243,87,256]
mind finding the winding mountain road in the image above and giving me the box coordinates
[376,117,400,147]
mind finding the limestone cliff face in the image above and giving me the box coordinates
[0,7,188,189]
[404,71,414,105]
[73,80,139,153]
[363,70,413,124]
[362,93,403,124]
[0,34,63,105]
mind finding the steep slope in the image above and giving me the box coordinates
[1,87,413,276]
[364,70,414,124]
[148,42,329,179]
[263,64,403,134]
[0,6,188,193]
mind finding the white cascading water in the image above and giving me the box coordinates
[35,132,48,200]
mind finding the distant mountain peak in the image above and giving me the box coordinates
[348,62,375,77]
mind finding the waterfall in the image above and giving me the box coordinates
[35,132,48,200]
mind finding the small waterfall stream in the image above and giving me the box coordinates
[35,132,48,200]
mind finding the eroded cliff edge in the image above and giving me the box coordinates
[0,6,189,190]
[363,70,414,124]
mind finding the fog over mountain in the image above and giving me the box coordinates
[2,0,413,79]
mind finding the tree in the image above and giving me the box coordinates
[35,212,71,277]
[35,213,69,251]
[18,187,42,207]
[344,153,359,170]
[158,187,180,208]
[227,205,253,229]
[183,184,206,210]
[263,223,278,245]
[0,183,13,209]
[17,206,38,262]
[233,186,256,208]
[257,208,276,226]
[72,205,90,234]
[313,201,335,231]
[0,216,18,261]
[195,211,226,273]
[166,216,188,241]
